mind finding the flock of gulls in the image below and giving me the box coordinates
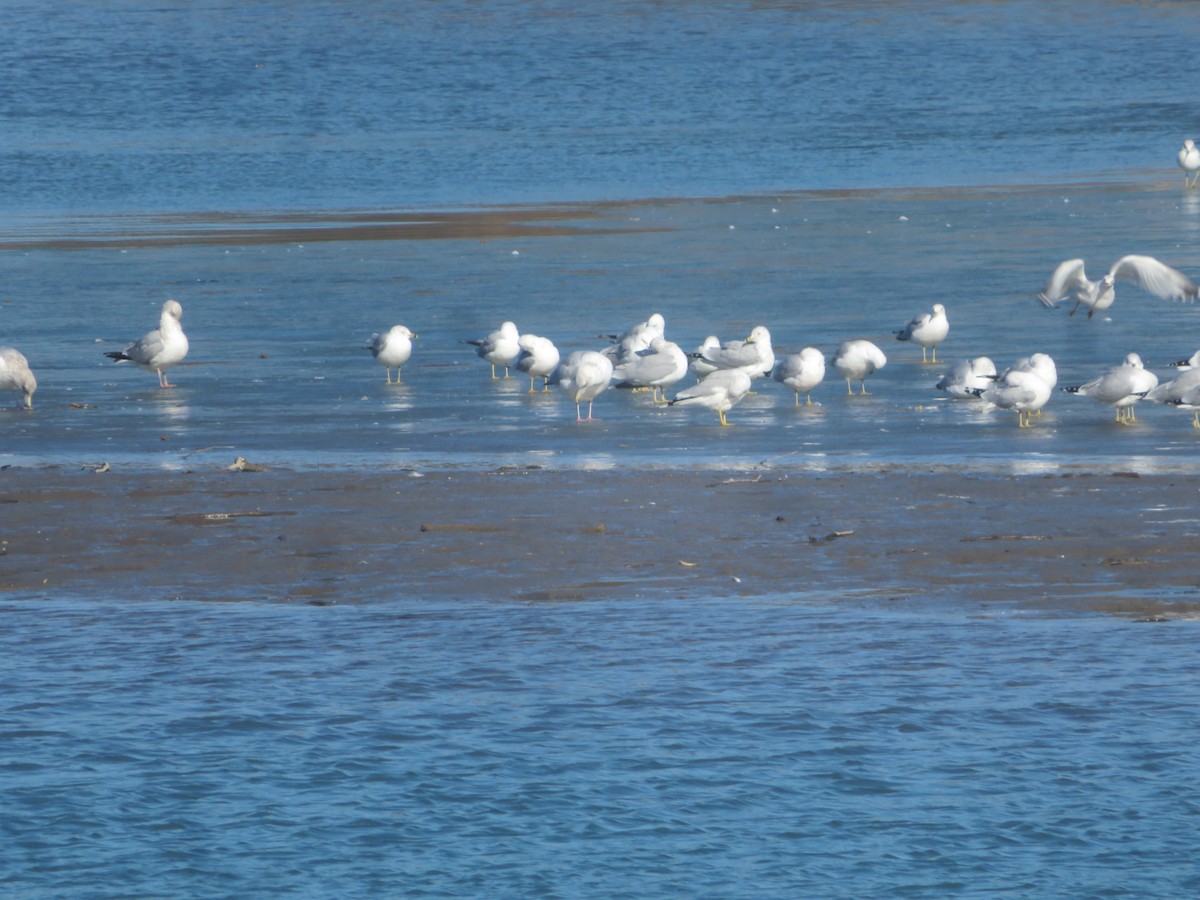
[5,144,1200,429]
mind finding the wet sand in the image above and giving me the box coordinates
[3,465,1199,618]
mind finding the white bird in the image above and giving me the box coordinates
[894,303,948,363]
[611,336,688,403]
[1037,255,1196,317]
[772,347,826,406]
[1179,139,1200,188]
[974,367,1053,428]
[465,321,520,379]
[688,326,775,379]
[0,346,37,410]
[832,339,887,395]
[1160,383,1200,428]
[1062,352,1158,424]
[364,325,417,383]
[688,336,722,379]
[105,299,189,388]
[516,334,561,393]
[1002,353,1058,392]
[602,313,665,363]
[556,350,613,421]
[1168,349,1200,371]
[669,369,752,426]
[1145,367,1200,428]
[936,356,997,399]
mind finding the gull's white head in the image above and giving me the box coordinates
[1124,352,1144,368]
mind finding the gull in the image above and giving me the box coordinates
[1062,352,1158,424]
[1161,383,1200,428]
[936,356,997,398]
[972,367,1053,428]
[1002,353,1058,392]
[832,339,887,394]
[0,346,37,410]
[601,313,665,363]
[772,347,826,406]
[688,335,722,379]
[669,369,752,426]
[364,325,417,383]
[611,336,688,403]
[1168,349,1200,370]
[1037,255,1196,317]
[894,303,948,363]
[516,334,561,393]
[1179,139,1200,188]
[555,350,613,421]
[1143,367,1200,427]
[688,325,775,379]
[464,321,520,379]
[104,299,189,388]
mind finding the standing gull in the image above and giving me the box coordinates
[1037,255,1196,317]
[1145,367,1200,427]
[104,299,189,388]
[688,336,722,379]
[772,347,826,406]
[688,326,775,380]
[1062,352,1158,424]
[515,334,560,393]
[973,365,1053,428]
[894,303,948,363]
[611,336,688,403]
[0,346,37,410]
[936,357,996,399]
[832,339,887,395]
[555,350,613,421]
[465,321,520,379]
[1179,139,1200,188]
[669,369,752,426]
[602,313,665,363]
[364,325,417,383]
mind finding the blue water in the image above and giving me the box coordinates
[3,597,1199,899]
[6,2,1200,896]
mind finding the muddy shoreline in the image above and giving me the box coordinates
[3,465,1198,617]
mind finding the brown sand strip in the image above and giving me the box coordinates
[0,206,669,251]
[2,467,1199,617]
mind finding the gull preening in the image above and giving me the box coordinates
[1145,367,1200,427]
[1062,352,1158,424]
[465,321,520,379]
[1169,349,1200,371]
[365,325,417,383]
[1179,139,1200,188]
[971,353,1056,428]
[1037,255,1197,317]
[104,299,189,388]
[669,369,752,426]
[555,350,613,421]
[936,357,996,398]
[688,326,775,379]
[894,303,948,363]
[611,336,688,403]
[833,339,887,394]
[772,347,826,406]
[516,334,561,393]
[688,336,722,379]
[0,347,37,410]
[602,313,664,363]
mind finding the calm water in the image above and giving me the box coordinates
[5,2,1200,896]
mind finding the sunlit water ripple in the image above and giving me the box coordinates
[2,596,1198,898]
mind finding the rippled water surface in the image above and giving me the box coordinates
[6,2,1200,896]
[3,597,1199,899]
